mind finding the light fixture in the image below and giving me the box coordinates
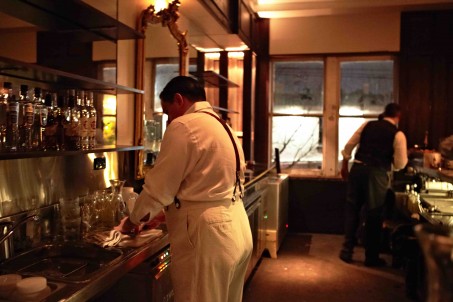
[139,0,188,75]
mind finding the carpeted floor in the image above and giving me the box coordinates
[243,233,415,302]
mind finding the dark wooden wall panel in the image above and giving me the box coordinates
[399,55,432,148]
[399,10,453,150]
[254,18,270,164]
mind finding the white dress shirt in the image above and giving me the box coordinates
[341,117,408,170]
[130,101,245,224]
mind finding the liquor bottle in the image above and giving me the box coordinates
[18,85,35,151]
[78,90,89,150]
[0,82,10,151]
[55,94,66,151]
[43,93,55,150]
[86,92,97,149]
[31,87,48,150]
[64,89,80,150]
[5,83,19,152]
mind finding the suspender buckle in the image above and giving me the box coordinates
[174,197,181,209]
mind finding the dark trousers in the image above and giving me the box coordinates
[343,163,389,260]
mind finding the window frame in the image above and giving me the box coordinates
[270,53,398,178]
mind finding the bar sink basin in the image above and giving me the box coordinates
[0,242,123,283]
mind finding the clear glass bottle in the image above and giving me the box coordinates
[86,92,97,149]
[78,90,89,150]
[43,93,58,150]
[55,94,66,151]
[31,87,47,150]
[5,83,19,152]
[109,179,127,226]
[18,85,34,151]
[64,89,80,150]
[0,82,11,152]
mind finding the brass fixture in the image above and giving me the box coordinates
[134,0,189,179]
[140,0,189,76]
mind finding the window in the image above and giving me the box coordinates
[338,60,394,161]
[270,55,396,177]
[97,62,117,145]
[271,60,324,171]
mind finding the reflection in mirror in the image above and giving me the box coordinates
[141,24,196,168]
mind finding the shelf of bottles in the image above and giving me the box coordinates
[0,81,142,160]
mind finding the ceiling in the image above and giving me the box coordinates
[252,0,453,18]
[177,0,453,50]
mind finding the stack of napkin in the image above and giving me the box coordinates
[88,229,163,248]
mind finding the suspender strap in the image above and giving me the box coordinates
[200,111,243,201]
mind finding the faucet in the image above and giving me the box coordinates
[0,214,40,260]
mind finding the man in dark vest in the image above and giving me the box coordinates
[339,103,408,267]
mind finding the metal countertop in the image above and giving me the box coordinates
[41,232,170,302]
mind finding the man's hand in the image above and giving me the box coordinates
[114,217,142,234]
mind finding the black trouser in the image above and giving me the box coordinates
[342,163,389,260]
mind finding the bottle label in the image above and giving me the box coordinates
[7,103,18,126]
[88,116,96,137]
[24,103,34,126]
[79,117,88,137]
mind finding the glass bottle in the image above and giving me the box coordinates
[54,95,68,151]
[64,89,80,150]
[0,82,11,151]
[78,90,89,150]
[43,93,57,150]
[5,83,19,152]
[109,179,127,226]
[86,92,97,149]
[18,85,34,151]
[77,90,89,150]
[31,87,47,150]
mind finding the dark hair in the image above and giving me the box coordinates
[383,103,401,118]
[159,76,206,103]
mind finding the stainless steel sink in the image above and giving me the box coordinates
[0,242,123,283]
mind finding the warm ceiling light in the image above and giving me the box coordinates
[151,0,170,12]
[204,52,221,59]
[225,44,249,52]
[258,8,333,18]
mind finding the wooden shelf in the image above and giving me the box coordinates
[0,145,144,160]
[190,71,239,88]
[212,105,239,114]
[0,0,144,42]
[0,56,144,94]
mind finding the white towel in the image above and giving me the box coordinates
[88,229,163,248]
[102,230,124,247]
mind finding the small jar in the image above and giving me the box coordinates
[0,274,22,300]
[12,276,51,301]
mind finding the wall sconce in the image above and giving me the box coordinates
[139,0,189,76]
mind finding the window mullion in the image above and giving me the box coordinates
[323,57,340,177]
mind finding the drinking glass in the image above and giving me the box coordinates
[59,197,81,240]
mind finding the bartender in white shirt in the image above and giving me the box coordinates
[339,103,408,267]
[117,76,253,302]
